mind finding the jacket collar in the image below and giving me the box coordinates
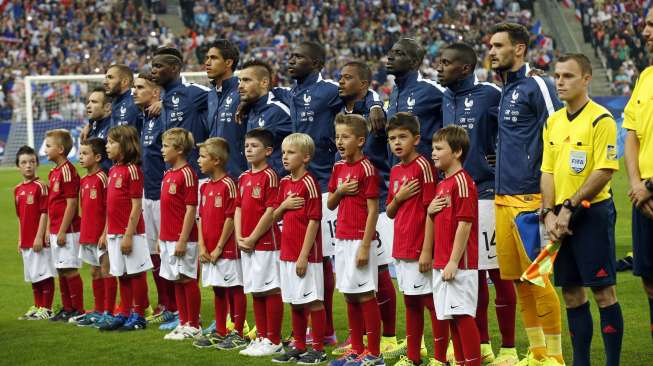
[163,78,183,94]
[395,70,419,89]
[295,72,321,91]
[212,76,239,94]
[251,92,273,114]
[447,74,476,94]
[504,63,530,85]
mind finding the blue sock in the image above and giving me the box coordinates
[566,302,592,366]
[599,302,623,366]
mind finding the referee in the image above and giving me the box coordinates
[541,54,622,366]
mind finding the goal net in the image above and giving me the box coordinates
[1,72,210,166]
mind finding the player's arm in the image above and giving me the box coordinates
[120,197,142,255]
[56,197,78,245]
[213,217,234,261]
[296,219,320,277]
[242,207,274,249]
[175,204,197,256]
[45,216,51,246]
[198,218,210,262]
[273,192,304,221]
[234,207,243,241]
[327,177,358,210]
[419,214,434,273]
[356,198,379,268]
[443,220,472,281]
[32,212,48,252]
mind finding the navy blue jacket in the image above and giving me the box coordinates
[244,91,293,176]
[140,111,165,200]
[443,75,501,199]
[496,64,563,195]
[87,116,112,173]
[387,71,445,161]
[208,76,247,178]
[111,90,142,133]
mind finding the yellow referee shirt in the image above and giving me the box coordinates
[623,66,653,179]
[541,99,619,205]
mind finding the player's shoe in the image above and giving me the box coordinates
[515,352,542,366]
[63,310,83,323]
[30,307,54,320]
[99,313,128,331]
[193,332,226,349]
[246,325,258,340]
[381,336,407,359]
[240,337,264,356]
[164,324,195,340]
[347,351,385,366]
[50,309,75,322]
[446,340,456,364]
[489,348,519,366]
[143,304,154,319]
[202,320,216,335]
[427,358,447,366]
[298,349,328,365]
[332,335,353,356]
[252,338,284,357]
[217,331,249,350]
[393,355,421,366]
[18,306,39,320]
[75,311,103,326]
[539,358,565,366]
[92,313,113,328]
[119,312,147,331]
[329,349,359,366]
[179,325,202,340]
[147,309,175,323]
[159,312,180,330]
[272,346,306,363]
[324,332,338,346]
[481,343,496,364]
[68,311,90,324]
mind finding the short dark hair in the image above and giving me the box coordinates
[397,38,426,65]
[107,125,141,165]
[557,53,593,76]
[81,137,108,161]
[91,86,111,104]
[208,39,240,71]
[491,23,530,55]
[154,46,183,63]
[108,64,134,85]
[334,113,368,138]
[387,112,420,136]
[241,59,273,81]
[245,128,274,148]
[15,145,38,167]
[441,43,477,70]
[137,71,158,84]
[343,61,372,82]
[299,41,326,67]
[432,125,470,163]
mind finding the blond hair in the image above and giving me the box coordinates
[334,113,368,138]
[282,133,315,158]
[162,128,195,156]
[45,129,74,156]
[197,137,230,166]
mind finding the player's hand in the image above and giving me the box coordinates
[44,233,50,247]
[210,246,223,263]
[235,102,246,124]
[427,196,448,215]
[199,245,210,263]
[295,256,308,278]
[80,123,90,142]
[120,235,133,255]
[418,250,432,273]
[355,244,370,268]
[369,107,386,133]
[395,179,420,203]
[337,177,359,196]
[98,233,107,250]
[443,261,458,281]
[544,212,560,242]
[628,180,652,207]
[527,68,546,77]
[485,154,496,168]
[554,207,573,239]
[238,236,255,252]
[32,237,44,253]
[56,232,66,246]
[146,101,162,117]
[174,240,187,257]
[281,193,305,211]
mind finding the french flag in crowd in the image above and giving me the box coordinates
[561,0,574,8]
[531,20,542,36]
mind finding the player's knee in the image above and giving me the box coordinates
[90,266,101,279]
[642,277,653,298]
[562,286,587,308]
[591,285,617,307]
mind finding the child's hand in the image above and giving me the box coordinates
[210,246,223,263]
[442,261,458,281]
[199,245,210,263]
[295,256,308,278]
[32,237,44,253]
[427,196,448,215]
[44,234,50,247]
[174,241,187,257]
[395,179,420,203]
[337,177,359,196]
[56,232,66,246]
[281,193,305,211]
[238,237,254,252]
[418,250,432,273]
[355,245,370,268]
[98,233,107,250]
[120,235,133,255]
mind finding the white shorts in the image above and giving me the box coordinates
[142,198,161,254]
[395,259,433,295]
[50,233,82,269]
[432,269,478,320]
[478,200,498,270]
[78,244,107,267]
[159,240,199,280]
[21,248,56,283]
[280,260,324,304]
[335,239,378,294]
[375,212,394,266]
[321,193,337,257]
[107,234,153,277]
[241,250,280,294]
[201,258,243,287]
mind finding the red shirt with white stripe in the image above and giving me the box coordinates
[327,157,380,240]
[79,170,108,244]
[199,176,238,258]
[160,164,198,242]
[107,163,145,235]
[48,160,81,234]
[236,166,281,251]
[15,179,48,249]
[276,172,322,263]
[387,155,436,260]
[433,169,478,269]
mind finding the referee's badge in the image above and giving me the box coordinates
[252,185,261,198]
[115,177,123,188]
[169,182,177,195]
[569,150,587,174]
[215,195,222,207]
[607,145,617,161]
[90,188,97,200]
[27,194,34,205]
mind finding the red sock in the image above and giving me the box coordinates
[377,268,396,336]
[67,274,84,313]
[166,279,178,312]
[150,255,168,309]
[455,315,481,366]
[292,307,309,351]
[450,321,465,365]
[253,296,268,339]
[230,286,247,336]
[184,280,201,328]
[265,293,283,344]
[311,307,327,351]
[213,287,229,336]
[489,269,516,348]
[404,295,424,363]
[42,278,55,309]
[58,276,72,311]
[104,277,117,314]
[476,270,490,343]
[424,295,449,362]
[118,276,133,316]
[347,301,365,354]
[174,282,188,324]
[360,297,382,356]
[131,272,149,317]
[31,282,41,307]
[92,278,105,313]
[323,258,335,336]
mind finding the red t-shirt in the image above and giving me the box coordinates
[275,172,322,263]
[15,179,48,249]
[48,160,81,234]
[327,157,379,240]
[236,167,281,251]
[387,155,436,260]
[107,163,145,235]
[160,164,198,242]
[432,169,478,270]
[199,176,238,258]
[79,170,108,244]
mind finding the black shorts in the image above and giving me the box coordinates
[632,205,653,279]
[553,199,617,288]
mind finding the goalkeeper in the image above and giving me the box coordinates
[540,54,622,366]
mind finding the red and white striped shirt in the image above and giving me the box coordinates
[236,167,281,251]
[48,160,80,234]
[199,176,238,258]
[160,164,198,242]
[107,163,145,235]
[15,179,48,249]
[79,170,108,244]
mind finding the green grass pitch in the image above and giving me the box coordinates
[0,163,651,365]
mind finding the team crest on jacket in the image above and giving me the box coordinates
[90,188,97,199]
[172,95,180,106]
[569,150,587,174]
[252,185,261,198]
[214,194,222,207]
[169,182,177,195]
[53,181,60,192]
[26,194,34,205]
[303,93,311,106]
[407,95,416,110]
[114,177,123,188]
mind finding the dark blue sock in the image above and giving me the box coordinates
[566,302,592,366]
[599,302,623,366]
[649,297,653,341]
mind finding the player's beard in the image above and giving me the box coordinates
[106,84,121,97]
[492,55,516,73]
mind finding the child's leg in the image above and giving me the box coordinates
[104,276,117,314]
[358,292,382,356]
[292,305,309,351]
[265,291,284,344]
[183,278,201,328]
[213,286,228,336]
[449,320,465,366]
[41,277,55,310]
[230,286,247,336]
[345,297,365,354]
[31,282,41,308]
[58,270,72,311]
[309,301,326,351]
[91,266,105,313]
[404,294,424,363]
[252,294,267,338]
[488,268,516,348]
[65,269,84,313]
[454,315,481,366]
[424,295,449,362]
[377,265,396,337]
[475,270,490,344]
[150,254,168,309]
[166,279,178,312]
[131,272,149,317]
[118,276,133,317]
[323,258,335,336]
